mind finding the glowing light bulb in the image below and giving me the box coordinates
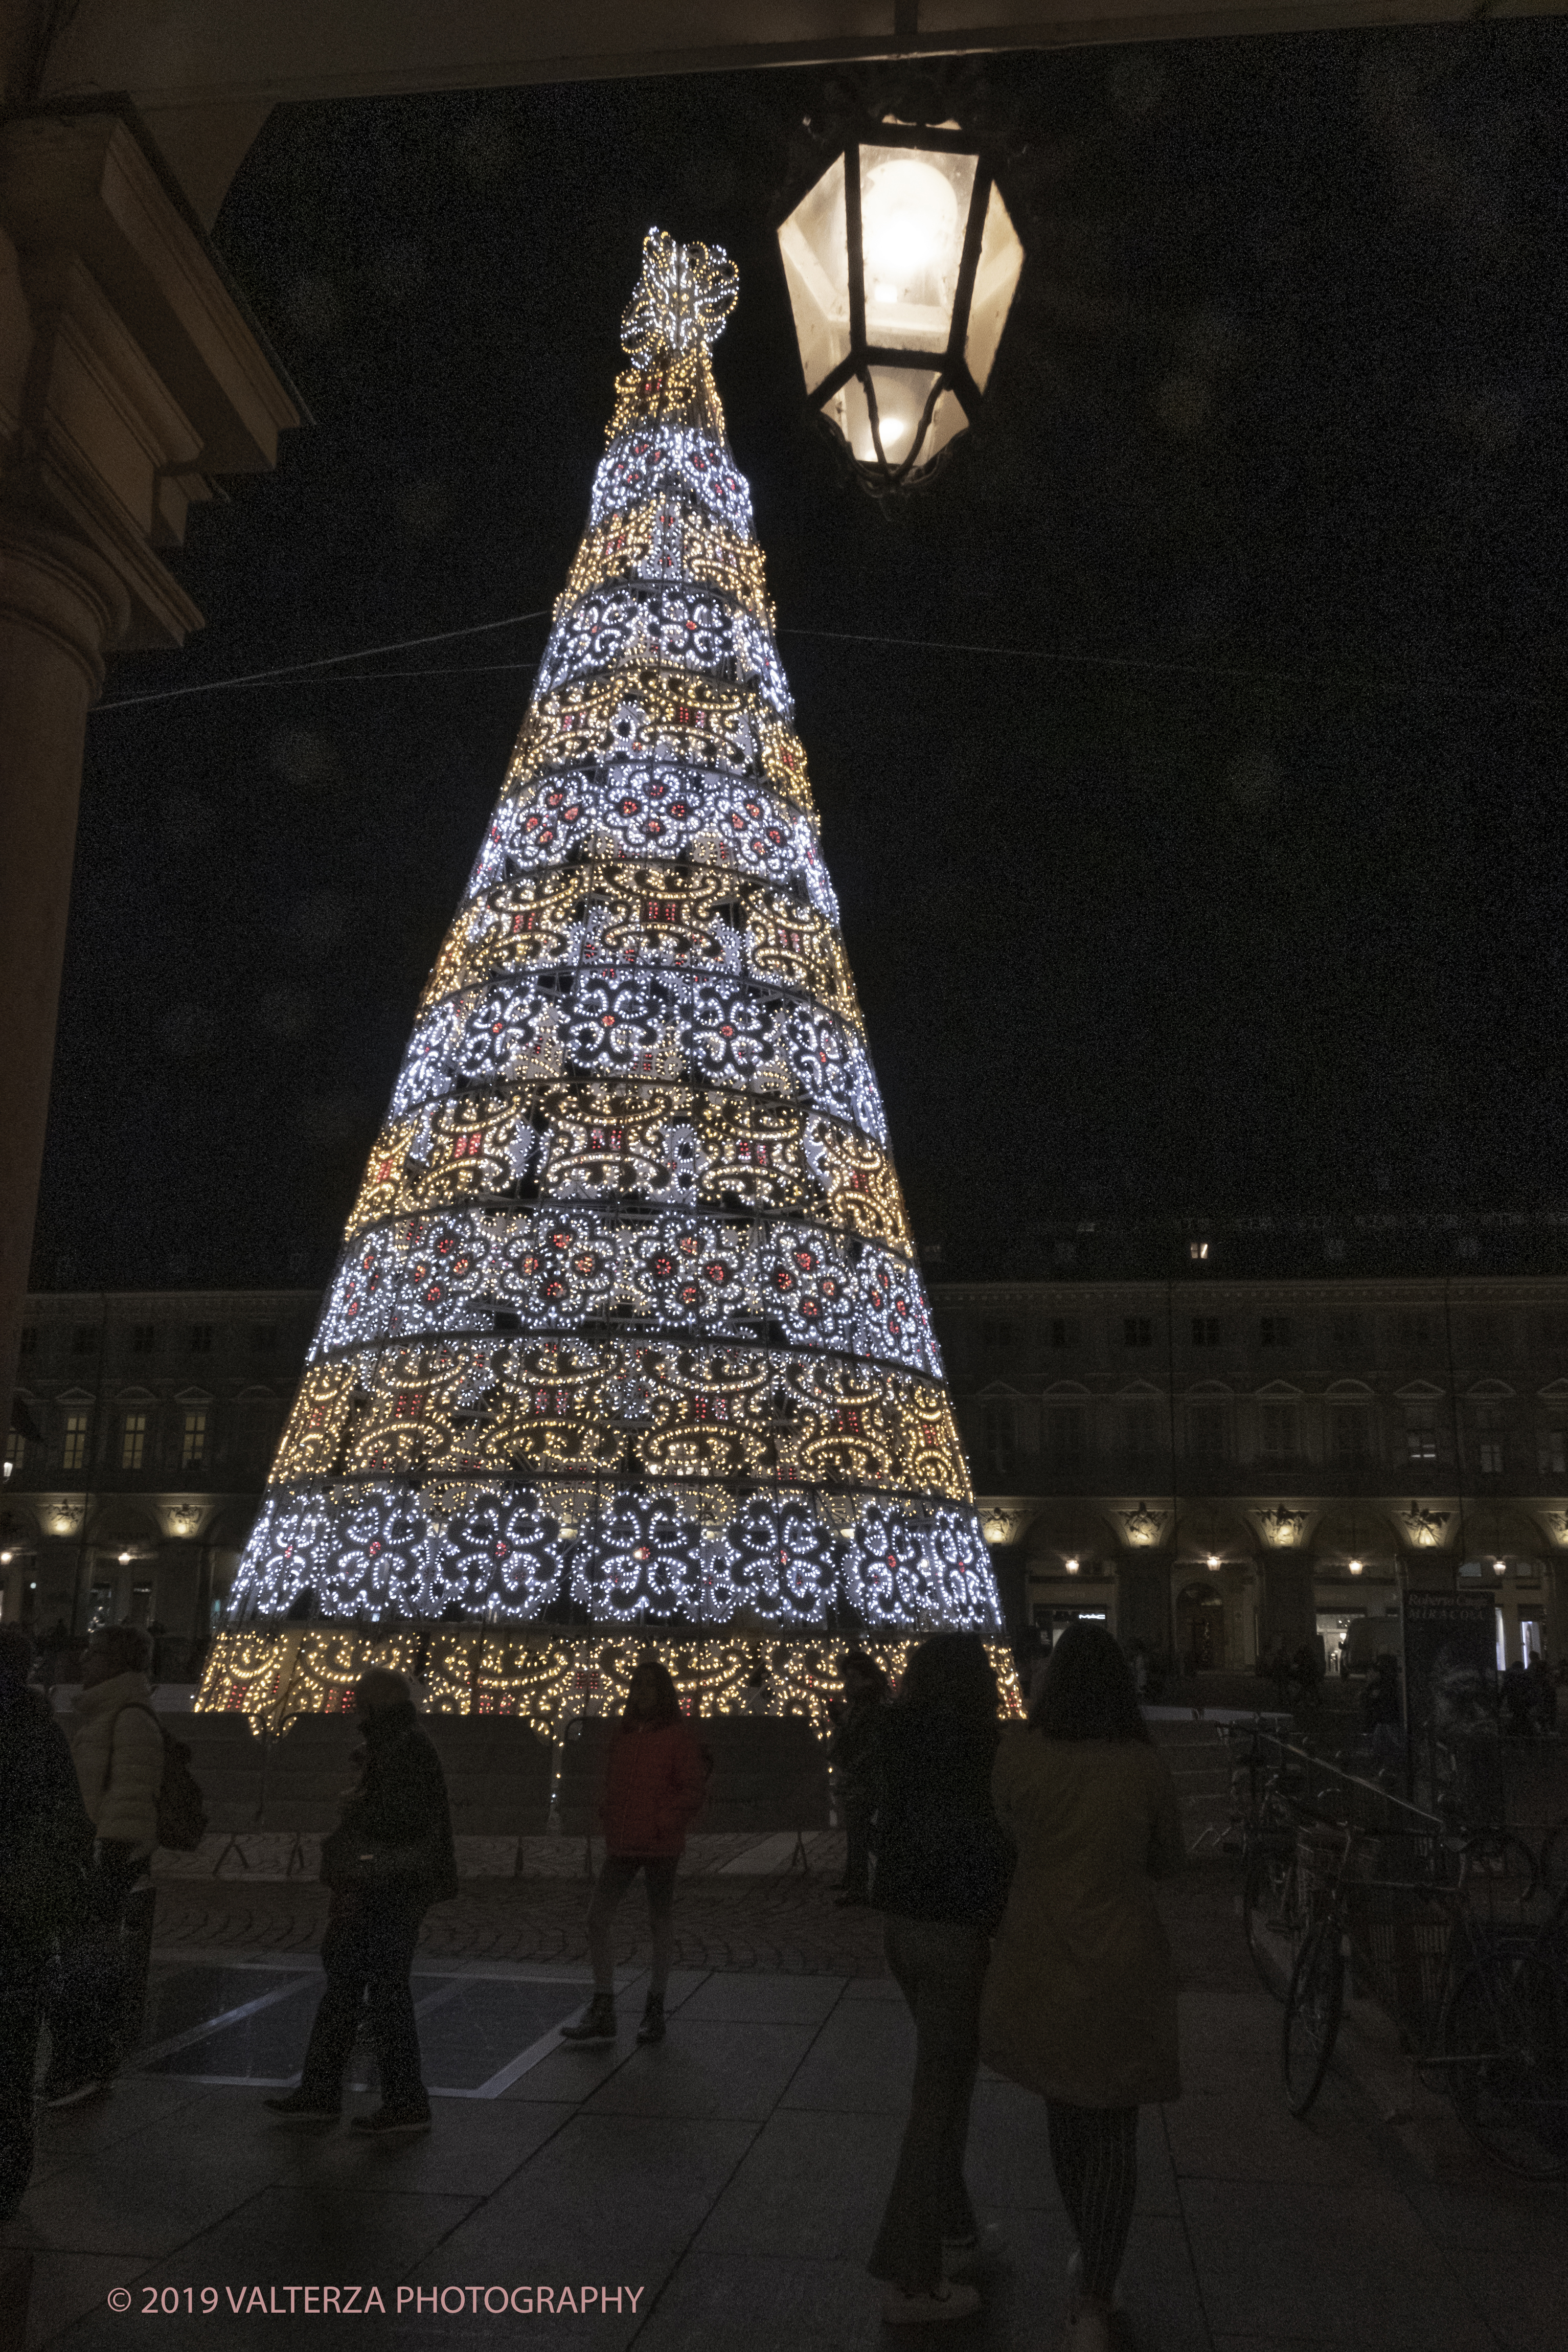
[860,158,962,307]
[1348,1559,1364,1577]
[1493,1558,1507,1577]
[0,1550,11,1565]
[1208,1554,1220,1571]
[119,1550,132,1565]
[1064,1556,1080,1575]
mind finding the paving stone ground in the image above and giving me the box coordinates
[8,1855,1562,2352]
[147,1835,887,1976]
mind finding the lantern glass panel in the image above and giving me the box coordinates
[963,179,1025,392]
[778,151,851,394]
[858,144,976,352]
[827,367,968,473]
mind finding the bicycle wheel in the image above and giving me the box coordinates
[1282,1920,1344,2118]
[1243,1848,1304,2001]
[1470,1831,1539,1906]
[1442,1952,1568,2180]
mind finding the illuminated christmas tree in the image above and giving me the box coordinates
[230,230,1001,1645]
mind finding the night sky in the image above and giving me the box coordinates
[36,29,1568,1294]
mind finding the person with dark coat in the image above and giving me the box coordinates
[1524,1651,1557,1733]
[265,1668,457,2135]
[867,1634,1013,2329]
[559,1657,708,2050]
[828,1649,888,1907]
[43,1624,166,2108]
[0,1626,93,2223]
[1362,1654,1403,1760]
[980,1621,1185,2352]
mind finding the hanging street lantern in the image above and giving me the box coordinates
[777,115,1025,495]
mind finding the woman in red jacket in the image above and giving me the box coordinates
[560,1657,707,2048]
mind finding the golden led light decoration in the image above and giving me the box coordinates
[201,227,1010,1722]
[778,121,1024,493]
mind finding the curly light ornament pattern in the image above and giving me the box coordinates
[225,229,1002,1655]
[621,229,740,367]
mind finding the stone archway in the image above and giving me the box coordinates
[1175,1578,1226,1671]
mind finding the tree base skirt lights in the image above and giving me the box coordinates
[196,1625,1023,1739]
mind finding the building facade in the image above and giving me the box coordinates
[8,1261,1568,1676]
[931,1265,1568,1672]
[3,1291,317,1655]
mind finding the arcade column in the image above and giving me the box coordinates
[1114,1551,1171,1655]
[1258,1550,1316,1651]
[0,110,298,1413]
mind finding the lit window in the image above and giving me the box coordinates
[61,1411,90,1473]
[1478,1438,1504,1475]
[181,1409,208,1468]
[121,1413,148,1472]
[1405,1406,1438,1463]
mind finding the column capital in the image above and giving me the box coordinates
[0,508,130,694]
[0,108,300,648]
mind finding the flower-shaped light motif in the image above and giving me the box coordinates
[621,229,739,367]
[631,1214,751,1328]
[765,1228,854,1351]
[339,1490,425,1616]
[580,1494,697,1618]
[457,983,541,1084]
[843,1501,923,1626]
[924,1506,996,1630]
[247,1492,333,1613]
[511,1212,618,1324]
[561,975,667,1075]
[722,1494,837,1623]
[681,981,775,1082]
[437,1494,566,1618]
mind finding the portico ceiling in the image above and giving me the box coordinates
[22,0,1568,223]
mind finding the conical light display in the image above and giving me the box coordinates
[229,230,1002,1642]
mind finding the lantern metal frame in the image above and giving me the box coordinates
[780,119,1018,499]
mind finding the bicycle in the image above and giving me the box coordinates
[1281,1818,1567,2177]
[1220,1727,1316,2000]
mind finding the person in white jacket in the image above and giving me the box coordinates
[43,1626,164,2107]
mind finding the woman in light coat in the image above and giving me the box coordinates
[980,1622,1185,2352]
[44,1625,164,2107]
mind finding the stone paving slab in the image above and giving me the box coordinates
[144,1861,889,1976]
[13,1862,1565,2352]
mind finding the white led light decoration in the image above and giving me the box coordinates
[223,229,1003,1672]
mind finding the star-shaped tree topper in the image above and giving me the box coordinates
[621,228,740,370]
